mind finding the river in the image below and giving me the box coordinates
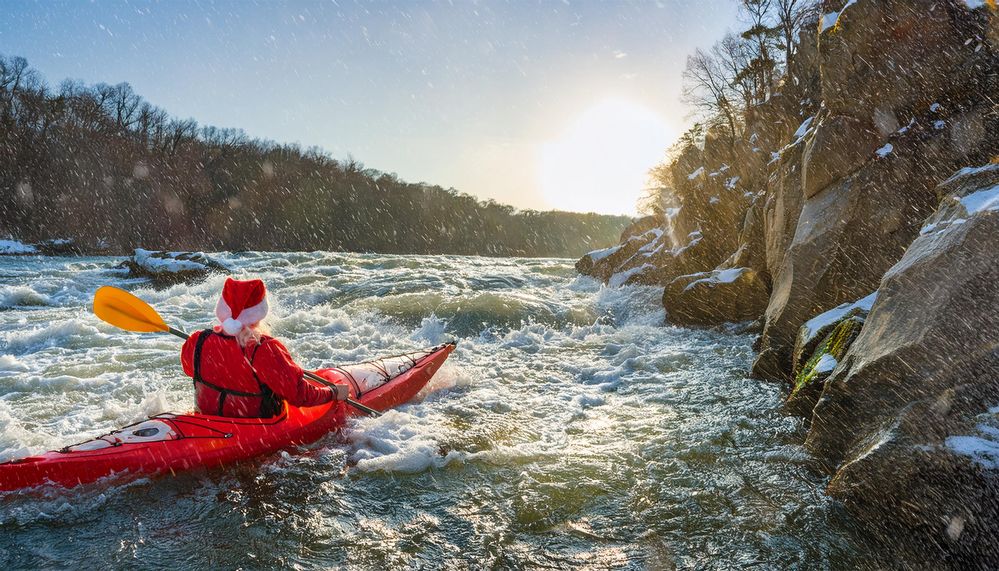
[0,253,880,569]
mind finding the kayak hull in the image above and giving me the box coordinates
[0,343,454,492]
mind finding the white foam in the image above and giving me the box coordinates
[0,286,51,308]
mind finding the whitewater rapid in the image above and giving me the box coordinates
[0,253,878,568]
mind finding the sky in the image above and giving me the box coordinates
[0,0,741,215]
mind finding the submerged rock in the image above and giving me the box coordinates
[805,164,999,564]
[120,249,231,285]
[662,267,769,327]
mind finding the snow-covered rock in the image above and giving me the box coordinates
[785,292,876,416]
[0,239,38,255]
[662,266,769,327]
[120,249,231,285]
[0,238,85,256]
[805,164,999,563]
[753,103,981,381]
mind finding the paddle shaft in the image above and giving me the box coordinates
[164,328,381,417]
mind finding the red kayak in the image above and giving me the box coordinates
[0,343,454,492]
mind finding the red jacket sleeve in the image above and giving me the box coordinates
[180,330,201,378]
[253,339,334,407]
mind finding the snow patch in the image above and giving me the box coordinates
[947,434,999,468]
[875,143,893,158]
[958,185,999,215]
[820,0,856,33]
[608,264,654,288]
[725,176,740,190]
[0,239,37,255]
[813,354,839,374]
[682,267,747,292]
[897,118,916,134]
[801,292,878,346]
[687,166,705,180]
[793,116,814,139]
[586,245,622,263]
[944,163,999,185]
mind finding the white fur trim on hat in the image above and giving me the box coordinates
[215,297,268,334]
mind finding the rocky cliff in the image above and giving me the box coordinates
[577,0,999,562]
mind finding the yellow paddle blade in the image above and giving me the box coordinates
[93,286,169,333]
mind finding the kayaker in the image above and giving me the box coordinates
[180,277,348,417]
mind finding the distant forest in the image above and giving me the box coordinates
[0,55,630,257]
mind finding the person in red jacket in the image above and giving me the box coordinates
[180,277,348,418]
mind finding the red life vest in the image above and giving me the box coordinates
[187,329,282,418]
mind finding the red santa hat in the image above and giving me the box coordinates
[215,278,268,336]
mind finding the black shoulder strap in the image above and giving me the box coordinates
[192,329,213,387]
[191,329,270,416]
[247,341,282,418]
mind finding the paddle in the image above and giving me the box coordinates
[93,285,381,417]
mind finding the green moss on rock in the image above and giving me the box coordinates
[786,316,864,417]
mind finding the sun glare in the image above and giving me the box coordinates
[538,99,673,216]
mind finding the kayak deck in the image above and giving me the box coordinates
[0,342,455,492]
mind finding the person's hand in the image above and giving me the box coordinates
[331,384,350,401]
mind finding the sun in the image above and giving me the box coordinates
[538,99,673,216]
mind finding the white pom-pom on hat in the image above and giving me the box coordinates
[221,318,243,336]
[215,278,269,335]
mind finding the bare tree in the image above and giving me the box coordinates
[682,48,741,140]
[772,0,819,68]
[739,0,779,103]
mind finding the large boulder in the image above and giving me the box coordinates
[753,104,991,380]
[575,227,663,281]
[721,195,769,280]
[617,215,663,243]
[120,249,231,286]
[817,0,985,122]
[662,267,769,327]
[762,133,808,282]
[805,164,999,564]
[802,113,883,199]
[616,228,706,287]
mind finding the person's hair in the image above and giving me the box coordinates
[216,320,271,347]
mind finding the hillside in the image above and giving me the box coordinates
[0,55,630,258]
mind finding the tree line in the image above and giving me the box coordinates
[642,0,819,213]
[0,55,630,258]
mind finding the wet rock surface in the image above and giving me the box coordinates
[807,165,999,564]
[662,267,769,328]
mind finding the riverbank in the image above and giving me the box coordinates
[577,1,999,564]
